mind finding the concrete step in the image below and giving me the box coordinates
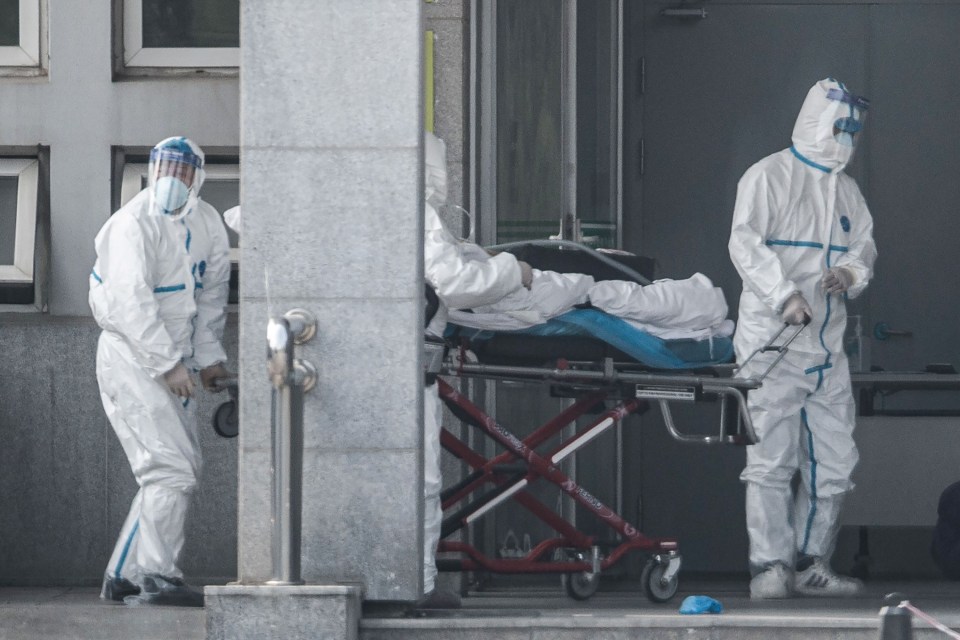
[3,581,958,640]
[0,588,204,640]
[361,581,960,640]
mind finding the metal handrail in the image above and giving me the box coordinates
[265,309,317,586]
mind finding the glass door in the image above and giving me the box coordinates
[477,0,623,248]
[468,0,626,587]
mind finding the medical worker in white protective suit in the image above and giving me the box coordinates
[421,132,533,608]
[729,79,877,599]
[90,137,232,607]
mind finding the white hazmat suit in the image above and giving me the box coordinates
[422,132,526,599]
[729,79,877,597]
[90,137,231,605]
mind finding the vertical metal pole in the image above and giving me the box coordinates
[615,0,624,250]
[561,0,578,241]
[266,310,316,586]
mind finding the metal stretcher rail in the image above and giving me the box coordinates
[442,357,763,446]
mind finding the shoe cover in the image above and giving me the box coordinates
[794,558,863,597]
[750,563,792,599]
[679,595,723,614]
[413,587,462,610]
[100,574,140,602]
[123,574,203,607]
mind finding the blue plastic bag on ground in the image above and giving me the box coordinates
[679,595,723,614]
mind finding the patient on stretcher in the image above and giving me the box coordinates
[443,248,734,342]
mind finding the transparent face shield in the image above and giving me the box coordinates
[825,87,869,148]
[148,148,202,215]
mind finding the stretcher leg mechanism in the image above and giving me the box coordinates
[434,347,770,603]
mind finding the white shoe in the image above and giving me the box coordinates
[794,558,864,597]
[750,564,792,599]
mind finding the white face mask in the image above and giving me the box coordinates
[835,131,855,148]
[154,176,190,214]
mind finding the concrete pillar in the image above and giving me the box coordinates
[209,3,424,633]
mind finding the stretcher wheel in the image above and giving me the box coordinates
[213,399,239,438]
[561,570,600,600]
[641,559,679,603]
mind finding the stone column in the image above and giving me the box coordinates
[207,0,424,635]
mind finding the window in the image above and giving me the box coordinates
[0,0,46,75]
[0,157,42,306]
[119,155,240,302]
[117,0,239,74]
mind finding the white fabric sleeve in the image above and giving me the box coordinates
[89,214,181,378]
[187,209,231,370]
[424,204,523,309]
[728,167,799,313]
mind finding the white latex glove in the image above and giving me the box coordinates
[822,267,855,294]
[163,362,196,398]
[518,261,534,290]
[781,292,812,326]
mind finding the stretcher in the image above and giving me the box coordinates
[428,241,803,602]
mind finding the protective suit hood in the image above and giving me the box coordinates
[148,136,206,222]
[791,79,869,171]
[424,132,448,209]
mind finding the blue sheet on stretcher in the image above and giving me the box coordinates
[448,308,734,370]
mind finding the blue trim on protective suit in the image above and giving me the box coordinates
[803,363,833,376]
[800,409,819,554]
[154,284,186,293]
[91,269,102,283]
[828,244,848,253]
[114,520,140,577]
[766,239,824,249]
[790,146,831,174]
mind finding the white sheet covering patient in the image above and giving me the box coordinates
[448,266,733,340]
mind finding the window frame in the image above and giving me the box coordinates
[115,0,239,76]
[0,0,47,76]
[0,158,39,285]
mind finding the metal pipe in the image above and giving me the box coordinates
[265,309,317,586]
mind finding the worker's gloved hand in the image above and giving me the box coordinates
[163,363,195,398]
[822,266,855,294]
[518,260,534,290]
[199,362,232,393]
[781,292,812,325]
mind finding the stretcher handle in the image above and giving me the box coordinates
[736,320,808,383]
[210,375,239,392]
[657,384,757,446]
